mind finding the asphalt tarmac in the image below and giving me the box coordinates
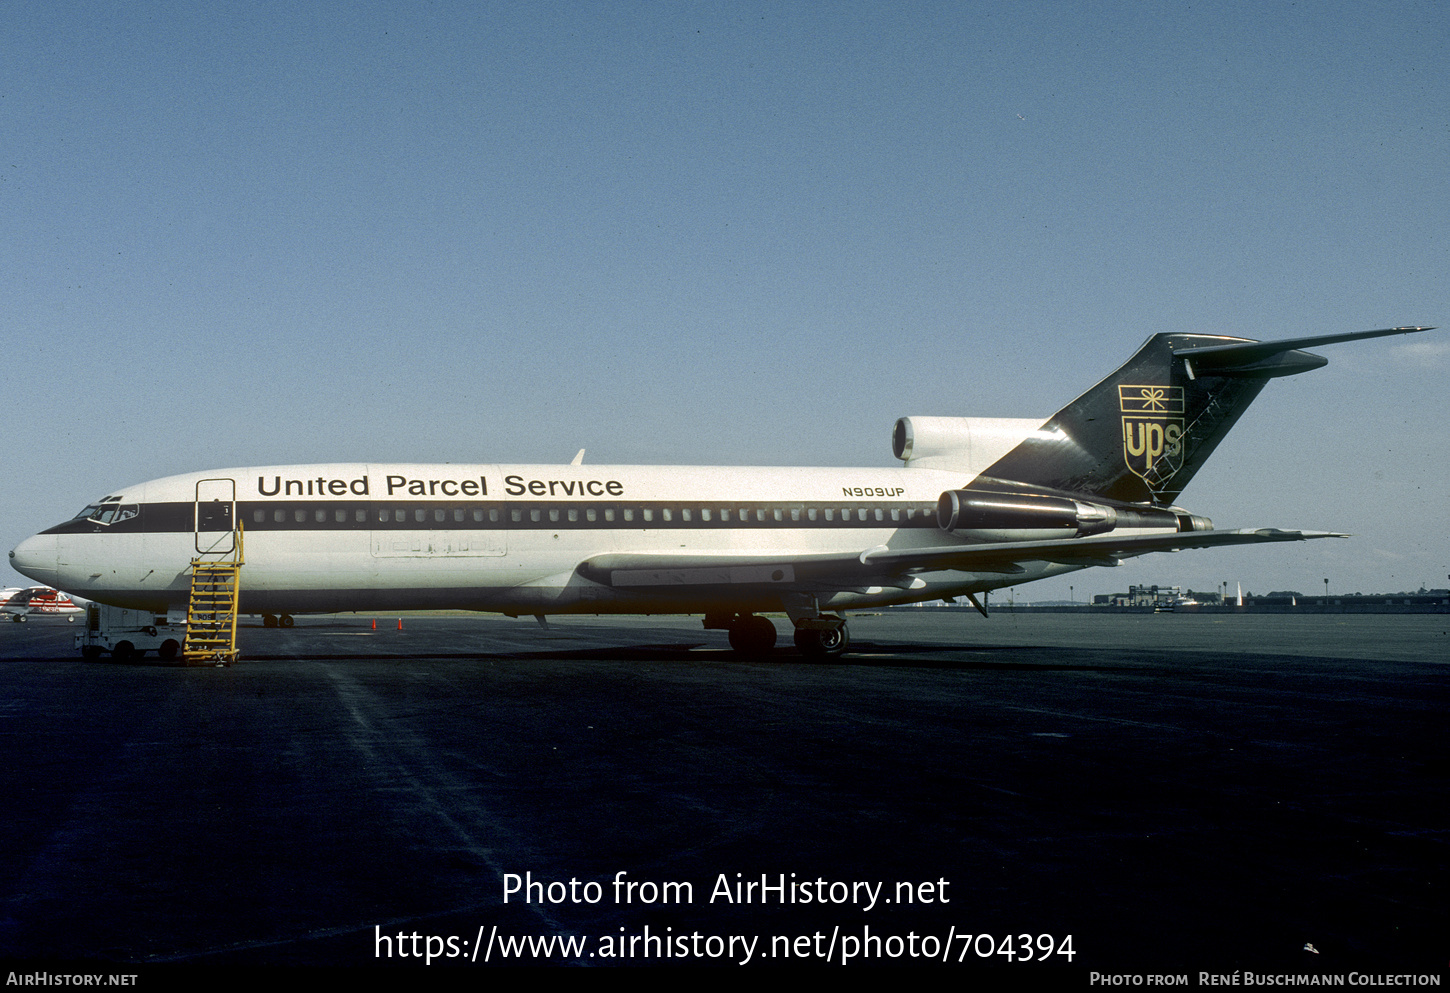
[0,612,1445,978]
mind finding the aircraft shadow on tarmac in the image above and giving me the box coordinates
[43,640,1176,673]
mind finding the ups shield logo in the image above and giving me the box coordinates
[1120,385,1185,488]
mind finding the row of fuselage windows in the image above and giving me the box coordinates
[242,501,941,529]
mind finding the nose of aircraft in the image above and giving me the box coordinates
[9,533,59,586]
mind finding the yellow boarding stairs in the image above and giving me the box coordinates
[183,522,244,664]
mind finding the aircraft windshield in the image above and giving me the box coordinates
[72,500,134,525]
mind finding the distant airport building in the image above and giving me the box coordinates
[1092,585,1220,609]
[1091,586,1448,613]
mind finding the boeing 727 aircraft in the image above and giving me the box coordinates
[8,326,1433,657]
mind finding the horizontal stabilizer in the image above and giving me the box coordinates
[1173,327,1433,378]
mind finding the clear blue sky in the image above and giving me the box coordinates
[3,1,1446,599]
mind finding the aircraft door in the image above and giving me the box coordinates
[195,478,236,555]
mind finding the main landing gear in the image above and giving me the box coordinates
[792,620,850,658]
[725,614,777,654]
[706,611,850,659]
[261,613,295,628]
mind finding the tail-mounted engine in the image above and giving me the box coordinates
[892,416,1048,471]
[936,489,1211,540]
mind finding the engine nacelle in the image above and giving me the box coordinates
[892,416,1047,470]
[936,489,1197,539]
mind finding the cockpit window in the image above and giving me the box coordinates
[74,499,134,525]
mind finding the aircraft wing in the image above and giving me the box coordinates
[1,588,40,613]
[577,528,1346,591]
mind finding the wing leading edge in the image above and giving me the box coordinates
[577,528,1346,592]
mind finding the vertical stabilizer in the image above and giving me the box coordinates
[976,327,1430,505]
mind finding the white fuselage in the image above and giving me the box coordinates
[10,460,1090,617]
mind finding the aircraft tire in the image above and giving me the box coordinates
[794,623,850,658]
[280,614,294,628]
[262,614,277,628]
[727,614,777,654]
[158,639,180,660]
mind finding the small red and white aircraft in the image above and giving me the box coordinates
[1,585,86,622]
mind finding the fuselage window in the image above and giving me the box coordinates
[335,509,347,523]
[253,509,266,524]
[807,508,817,521]
[455,509,466,523]
[412,509,425,523]
[379,509,390,523]
[512,509,523,522]
[568,509,579,522]
[603,509,614,522]
[433,508,445,523]
[624,508,635,522]
[661,508,672,522]
[702,509,713,522]
[356,509,367,523]
[548,508,560,523]
[294,509,307,523]
[823,508,834,521]
[681,508,692,522]
[275,509,287,523]
[530,509,541,522]
[488,509,499,523]
[587,509,598,522]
